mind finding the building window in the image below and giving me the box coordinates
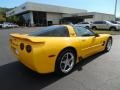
[22,6,26,9]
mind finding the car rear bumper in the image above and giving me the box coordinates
[10,37,57,74]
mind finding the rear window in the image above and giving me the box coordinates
[29,25,69,37]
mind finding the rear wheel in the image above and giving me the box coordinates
[55,49,76,75]
[104,38,112,52]
[109,27,116,31]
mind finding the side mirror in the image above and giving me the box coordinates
[95,33,99,37]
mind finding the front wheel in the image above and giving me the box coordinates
[55,49,76,75]
[85,26,90,29]
[92,27,97,30]
[104,38,112,52]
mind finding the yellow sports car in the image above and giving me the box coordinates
[9,25,112,75]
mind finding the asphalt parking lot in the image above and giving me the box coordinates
[0,27,120,90]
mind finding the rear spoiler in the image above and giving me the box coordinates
[10,33,45,43]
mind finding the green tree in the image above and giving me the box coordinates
[0,7,13,22]
[6,16,19,23]
[0,15,6,22]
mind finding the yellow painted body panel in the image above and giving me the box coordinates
[9,25,112,73]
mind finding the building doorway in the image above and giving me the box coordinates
[33,11,47,26]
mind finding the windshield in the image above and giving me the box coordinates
[110,21,118,24]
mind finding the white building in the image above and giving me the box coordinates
[63,12,115,23]
[6,2,86,26]
[6,2,115,26]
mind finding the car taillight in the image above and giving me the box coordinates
[26,45,32,53]
[20,43,24,50]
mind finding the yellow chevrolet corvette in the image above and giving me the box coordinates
[9,25,112,75]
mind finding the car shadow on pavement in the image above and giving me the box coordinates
[0,52,106,90]
[75,51,106,71]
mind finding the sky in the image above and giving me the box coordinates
[0,0,120,17]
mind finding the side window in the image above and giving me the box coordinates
[94,21,100,24]
[49,26,69,37]
[102,21,107,24]
[93,21,99,24]
[82,22,89,24]
[93,21,106,24]
[74,26,95,36]
[99,21,104,24]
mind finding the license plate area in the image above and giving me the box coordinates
[15,49,19,55]
[11,47,19,55]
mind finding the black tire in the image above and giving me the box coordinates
[104,38,112,52]
[85,26,89,29]
[109,27,116,31]
[55,49,76,75]
[92,26,97,30]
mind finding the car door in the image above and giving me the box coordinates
[91,35,104,53]
[74,26,103,58]
[100,21,109,29]
[94,21,106,29]
[97,21,105,29]
[78,36,96,58]
[81,22,88,27]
